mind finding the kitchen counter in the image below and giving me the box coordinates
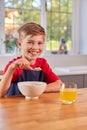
[53,66,87,88]
[0,66,87,79]
[0,66,87,88]
[53,65,87,76]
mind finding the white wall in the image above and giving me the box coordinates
[44,54,87,68]
[80,0,87,54]
[0,55,87,70]
[0,0,5,41]
[72,0,87,54]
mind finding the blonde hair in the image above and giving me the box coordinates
[18,22,46,41]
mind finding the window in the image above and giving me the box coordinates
[46,0,72,52]
[0,0,72,54]
[4,0,41,53]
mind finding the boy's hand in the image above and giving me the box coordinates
[11,57,33,70]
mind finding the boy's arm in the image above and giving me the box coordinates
[0,57,33,97]
[0,63,16,97]
[44,80,62,92]
[0,56,62,96]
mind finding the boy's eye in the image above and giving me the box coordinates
[38,42,43,45]
[27,41,32,44]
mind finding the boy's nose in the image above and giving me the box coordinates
[32,43,39,49]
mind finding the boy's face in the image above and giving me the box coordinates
[17,35,45,62]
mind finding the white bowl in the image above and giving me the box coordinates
[17,81,47,99]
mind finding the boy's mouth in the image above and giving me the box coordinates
[28,50,39,55]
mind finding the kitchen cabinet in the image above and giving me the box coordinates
[59,74,87,88]
[84,74,87,88]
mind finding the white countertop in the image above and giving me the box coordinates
[53,66,87,75]
[0,66,87,79]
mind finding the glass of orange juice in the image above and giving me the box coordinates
[60,82,77,104]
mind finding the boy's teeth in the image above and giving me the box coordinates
[30,51,37,54]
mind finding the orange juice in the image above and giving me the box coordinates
[60,88,77,102]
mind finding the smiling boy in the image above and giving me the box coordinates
[0,22,62,97]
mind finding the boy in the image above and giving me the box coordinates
[0,22,62,97]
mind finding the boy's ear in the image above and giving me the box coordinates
[16,40,21,48]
